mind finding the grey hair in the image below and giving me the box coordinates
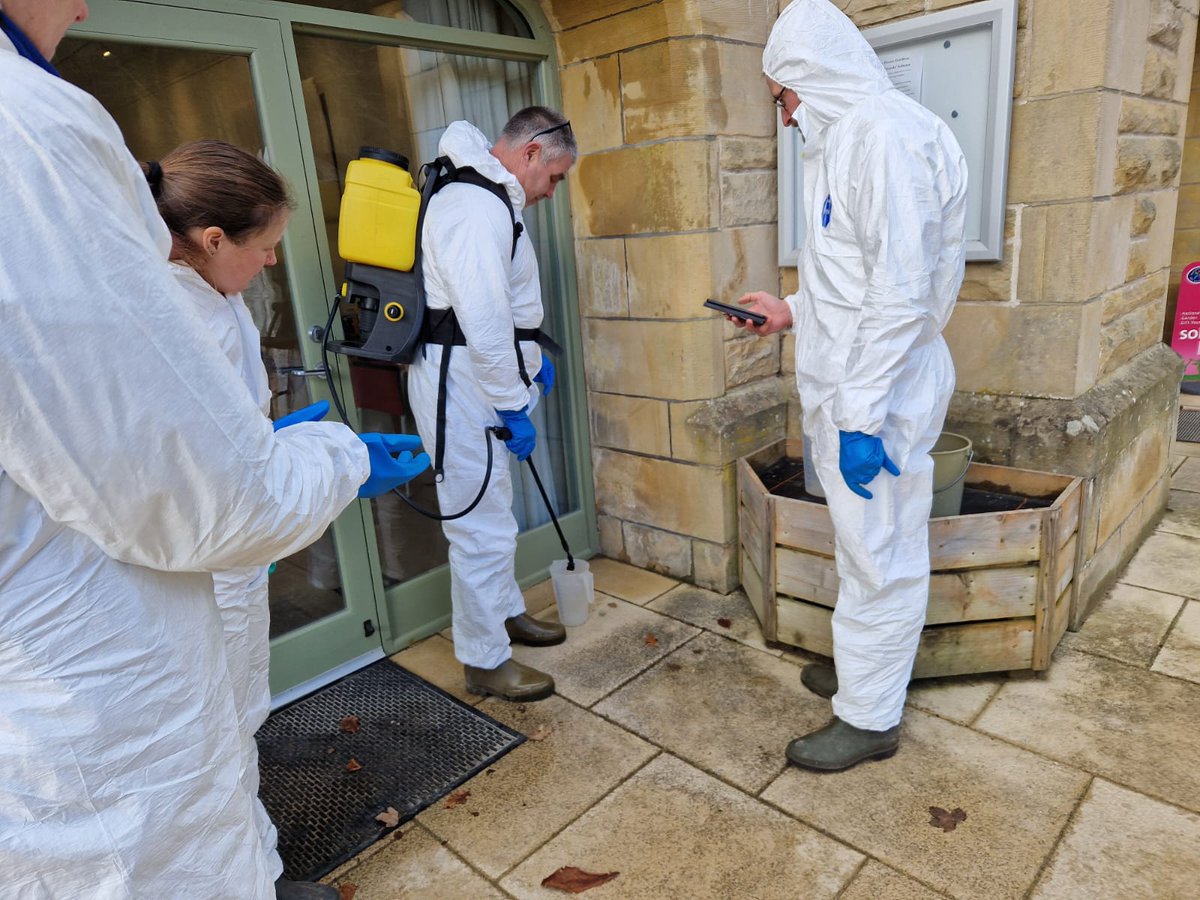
[500,106,577,161]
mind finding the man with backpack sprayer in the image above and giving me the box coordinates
[407,107,577,702]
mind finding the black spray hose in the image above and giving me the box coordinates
[523,453,574,571]
[318,296,504,522]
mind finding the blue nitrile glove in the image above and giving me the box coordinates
[273,400,330,431]
[838,430,900,500]
[357,433,429,498]
[533,357,555,397]
[496,407,537,461]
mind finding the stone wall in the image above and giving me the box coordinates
[542,0,1197,615]
[543,0,786,589]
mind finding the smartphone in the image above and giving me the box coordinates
[704,298,767,327]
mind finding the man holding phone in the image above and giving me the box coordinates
[733,0,968,772]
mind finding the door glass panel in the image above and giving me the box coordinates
[294,29,578,585]
[292,0,531,38]
[57,37,347,639]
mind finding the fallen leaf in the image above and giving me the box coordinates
[470,811,480,817]
[929,806,967,832]
[644,633,659,647]
[339,884,357,900]
[444,789,471,808]
[607,602,617,608]
[339,715,361,734]
[541,866,620,894]
[528,725,554,741]
[345,758,363,773]
[375,807,400,828]
[716,617,732,629]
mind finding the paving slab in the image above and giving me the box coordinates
[1057,582,1184,668]
[332,824,506,899]
[1170,457,1200,492]
[1152,599,1200,684]
[646,583,782,655]
[389,635,480,706]
[587,557,678,605]
[761,707,1089,899]
[1030,778,1200,900]
[500,753,862,899]
[594,631,829,793]
[976,649,1200,813]
[840,860,949,900]
[1160,489,1200,539]
[511,597,699,707]
[416,694,656,879]
[1118,531,1200,600]
[904,673,1005,726]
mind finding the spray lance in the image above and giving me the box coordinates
[320,144,572,568]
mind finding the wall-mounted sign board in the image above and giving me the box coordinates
[778,0,1018,265]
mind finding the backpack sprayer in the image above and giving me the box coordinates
[319,144,572,565]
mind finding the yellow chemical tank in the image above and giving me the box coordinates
[338,146,420,272]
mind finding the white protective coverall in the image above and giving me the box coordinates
[0,35,369,899]
[170,262,282,883]
[408,121,546,671]
[763,0,968,730]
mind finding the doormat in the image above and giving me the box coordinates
[257,659,524,882]
[1179,408,1200,443]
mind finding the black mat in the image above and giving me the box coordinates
[1180,408,1200,443]
[257,659,524,881]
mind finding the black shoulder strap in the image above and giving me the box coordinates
[422,155,523,259]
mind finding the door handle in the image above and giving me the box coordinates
[278,366,327,379]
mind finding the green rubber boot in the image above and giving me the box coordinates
[505,613,566,646]
[785,717,900,772]
[465,658,555,702]
[800,663,837,699]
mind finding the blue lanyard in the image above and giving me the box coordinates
[0,11,60,77]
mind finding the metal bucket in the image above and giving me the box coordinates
[930,432,973,518]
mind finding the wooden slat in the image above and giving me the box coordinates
[928,509,1043,570]
[1047,580,1072,667]
[1032,506,1061,670]
[776,548,1038,622]
[777,596,1035,677]
[912,619,1035,678]
[775,596,834,657]
[775,499,836,556]
[1052,532,1077,602]
[737,457,769,526]
[1068,477,1094,631]
[759,490,779,640]
[1052,478,1083,551]
[739,499,765,570]
[965,461,1075,500]
[740,548,768,633]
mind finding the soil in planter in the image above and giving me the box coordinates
[755,457,1054,514]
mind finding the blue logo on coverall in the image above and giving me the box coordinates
[821,195,832,228]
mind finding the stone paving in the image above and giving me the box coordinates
[329,457,1200,899]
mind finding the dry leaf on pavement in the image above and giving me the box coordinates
[444,789,471,808]
[375,807,400,828]
[929,806,967,832]
[541,866,620,894]
[716,618,732,628]
[644,633,658,647]
[339,715,361,734]
[338,884,357,900]
[345,758,363,773]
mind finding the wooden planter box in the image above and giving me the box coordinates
[737,440,1085,677]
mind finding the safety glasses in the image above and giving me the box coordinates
[531,120,572,140]
[770,85,787,109]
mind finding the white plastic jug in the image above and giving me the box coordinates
[549,558,593,627]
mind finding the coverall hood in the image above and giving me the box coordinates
[438,119,527,214]
[762,0,895,139]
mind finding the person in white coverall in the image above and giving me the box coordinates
[0,3,428,898]
[733,0,968,772]
[408,108,576,702]
[145,139,358,900]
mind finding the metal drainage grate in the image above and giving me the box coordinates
[1180,408,1200,444]
[257,659,524,882]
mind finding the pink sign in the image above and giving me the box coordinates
[1173,262,1200,382]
